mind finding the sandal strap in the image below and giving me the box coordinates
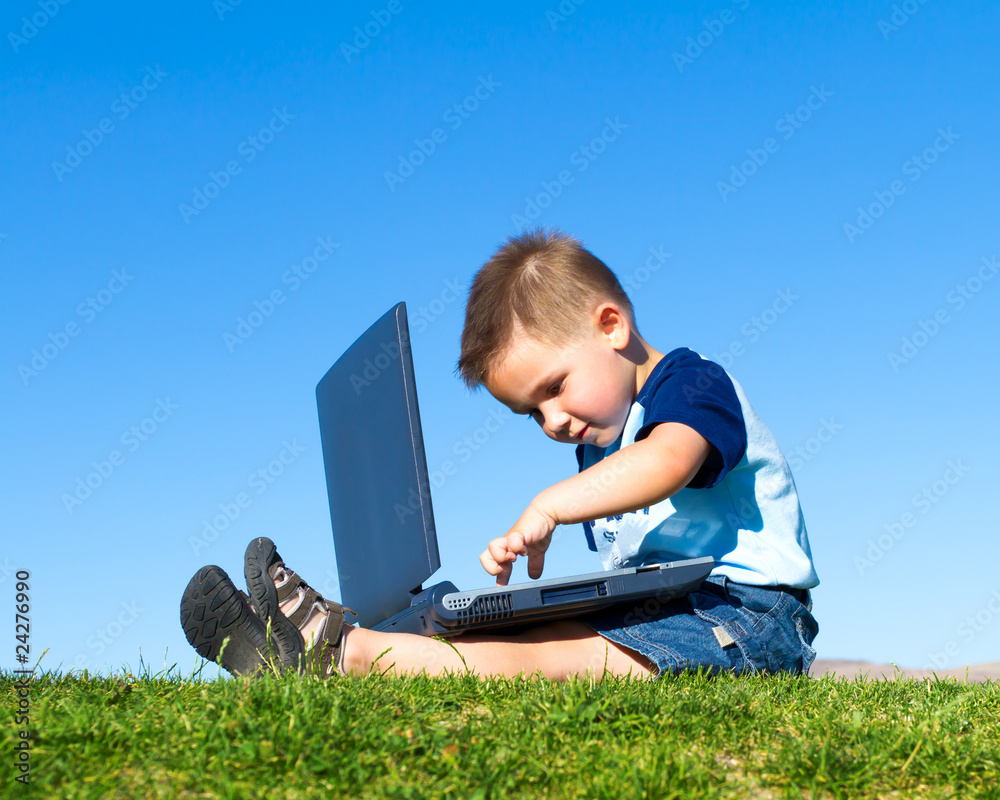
[283,584,324,627]
[296,598,357,677]
[268,561,352,630]
[269,562,330,605]
[272,568,303,605]
[308,600,347,677]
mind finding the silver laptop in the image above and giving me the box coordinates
[316,303,713,637]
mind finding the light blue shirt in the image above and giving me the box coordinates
[576,349,819,589]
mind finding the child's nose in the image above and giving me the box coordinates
[543,406,572,436]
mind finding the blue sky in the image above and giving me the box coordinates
[2,0,998,676]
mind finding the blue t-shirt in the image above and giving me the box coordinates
[575,348,819,589]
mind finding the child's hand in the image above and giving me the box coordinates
[480,504,558,586]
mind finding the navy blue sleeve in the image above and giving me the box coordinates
[575,444,598,551]
[634,349,747,489]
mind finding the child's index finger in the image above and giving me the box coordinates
[495,566,512,587]
[527,552,545,580]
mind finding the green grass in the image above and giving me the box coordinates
[3,666,999,799]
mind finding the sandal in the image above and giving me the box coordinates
[244,537,356,677]
[179,565,290,676]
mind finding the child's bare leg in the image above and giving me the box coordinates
[266,555,652,680]
[339,620,656,680]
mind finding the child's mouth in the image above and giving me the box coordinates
[575,424,589,440]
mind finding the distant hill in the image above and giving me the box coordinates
[811,659,1000,683]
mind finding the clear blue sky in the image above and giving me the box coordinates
[2,0,998,676]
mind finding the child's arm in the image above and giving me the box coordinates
[480,422,712,585]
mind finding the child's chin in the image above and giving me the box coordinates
[594,429,625,448]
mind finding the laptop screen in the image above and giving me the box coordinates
[315,302,440,627]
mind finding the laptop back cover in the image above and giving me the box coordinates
[316,302,440,627]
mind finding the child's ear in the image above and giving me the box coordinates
[595,303,630,350]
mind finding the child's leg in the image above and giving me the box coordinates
[257,537,656,681]
[257,538,815,679]
[339,621,656,680]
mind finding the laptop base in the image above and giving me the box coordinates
[371,557,714,638]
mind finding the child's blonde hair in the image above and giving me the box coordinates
[457,228,635,389]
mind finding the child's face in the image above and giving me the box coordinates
[485,309,637,448]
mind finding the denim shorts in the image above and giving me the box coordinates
[579,576,818,677]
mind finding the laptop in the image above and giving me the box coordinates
[315,302,713,637]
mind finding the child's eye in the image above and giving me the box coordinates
[547,381,562,396]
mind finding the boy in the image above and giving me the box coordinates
[180,229,819,680]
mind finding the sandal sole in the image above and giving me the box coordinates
[179,565,277,676]
[244,538,306,670]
